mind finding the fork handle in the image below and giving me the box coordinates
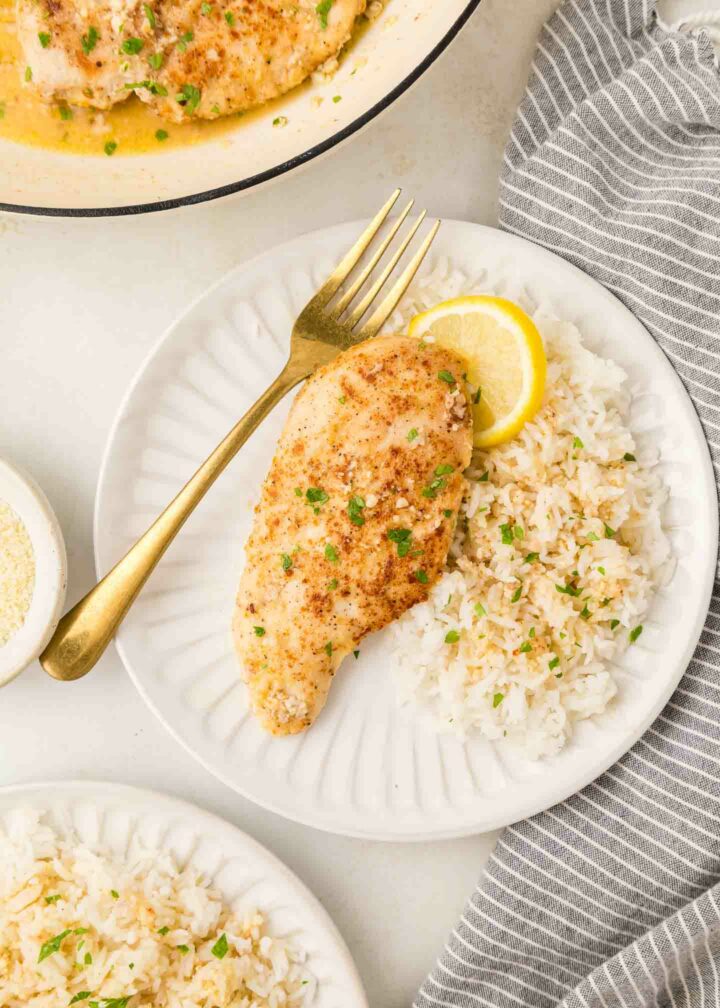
[40,360,307,682]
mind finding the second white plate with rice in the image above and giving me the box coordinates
[94,220,717,840]
[0,780,366,1006]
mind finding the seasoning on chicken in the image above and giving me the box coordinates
[233,334,474,736]
[17,0,365,119]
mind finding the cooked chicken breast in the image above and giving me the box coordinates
[17,0,365,119]
[233,335,473,736]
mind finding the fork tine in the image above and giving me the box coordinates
[314,189,401,306]
[354,220,441,340]
[331,199,415,318]
[344,211,426,328]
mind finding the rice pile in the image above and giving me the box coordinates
[389,280,671,759]
[0,809,313,1008]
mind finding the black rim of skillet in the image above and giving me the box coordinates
[1,1,482,217]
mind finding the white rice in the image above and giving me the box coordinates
[0,809,314,1008]
[387,269,671,759]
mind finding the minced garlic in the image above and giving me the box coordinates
[0,501,35,647]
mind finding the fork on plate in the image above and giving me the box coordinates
[40,189,441,683]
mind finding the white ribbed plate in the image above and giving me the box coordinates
[0,780,366,1006]
[95,221,717,840]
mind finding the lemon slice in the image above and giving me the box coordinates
[409,295,547,448]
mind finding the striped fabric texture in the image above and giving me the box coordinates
[416,2,720,1006]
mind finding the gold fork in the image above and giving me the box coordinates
[40,190,440,682]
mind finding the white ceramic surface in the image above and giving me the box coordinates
[94,219,717,841]
[0,457,66,687]
[0,780,367,1007]
[0,1,479,215]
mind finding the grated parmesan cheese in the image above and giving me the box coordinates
[0,501,35,647]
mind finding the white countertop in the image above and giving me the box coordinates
[0,0,703,1003]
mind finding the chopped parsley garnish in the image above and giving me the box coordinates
[211,933,228,959]
[324,543,339,564]
[407,428,419,442]
[414,569,429,584]
[69,994,92,1004]
[629,625,643,643]
[623,452,636,462]
[81,26,99,54]
[353,650,360,659]
[253,626,265,637]
[548,656,560,671]
[438,370,456,385]
[434,463,454,477]
[444,630,460,644]
[500,523,514,546]
[176,945,190,954]
[148,52,164,69]
[348,495,366,526]
[513,525,524,540]
[510,585,522,603]
[604,523,616,539]
[177,30,194,50]
[474,603,486,618]
[332,94,342,103]
[104,140,117,156]
[421,474,447,499]
[586,531,599,541]
[388,528,412,557]
[306,487,328,505]
[38,31,51,47]
[327,578,338,591]
[201,2,212,11]
[157,926,170,935]
[124,80,168,95]
[110,889,119,899]
[121,37,144,54]
[38,930,71,963]
[324,641,333,657]
[155,128,169,141]
[492,693,504,709]
[45,894,61,904]
[443,509,453,519]
[143,3,156,25]
[59,104,73,120]
[84,952,92,965]
[579,604,591,620]
[316,0,334,29]
[281,553,292,571]
[555,581,581,597]
[529,627,535,638]
[610,619,620,630]
[294,487,303,497]
[478,471,489,482]
[224,11,235,24]
[176,83,201,113]
[338,395,347,404]
[573,436,584,450]
[524,552,539,564]
[95,999,130,1008]
[519,641,532,653]
[597,565,606,575]
[24,65,32,81]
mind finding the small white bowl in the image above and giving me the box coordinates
[0,458,67,687]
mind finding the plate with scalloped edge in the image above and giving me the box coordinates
[94,219,717,841]
[0,780,367,1005]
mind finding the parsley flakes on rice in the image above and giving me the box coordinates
[391,310,671,759]
[0,809,313,1008]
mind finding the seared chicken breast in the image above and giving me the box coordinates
[17,0,365,118]
[233,335,473,736]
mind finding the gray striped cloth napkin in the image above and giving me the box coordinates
[416,1,720,1005]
